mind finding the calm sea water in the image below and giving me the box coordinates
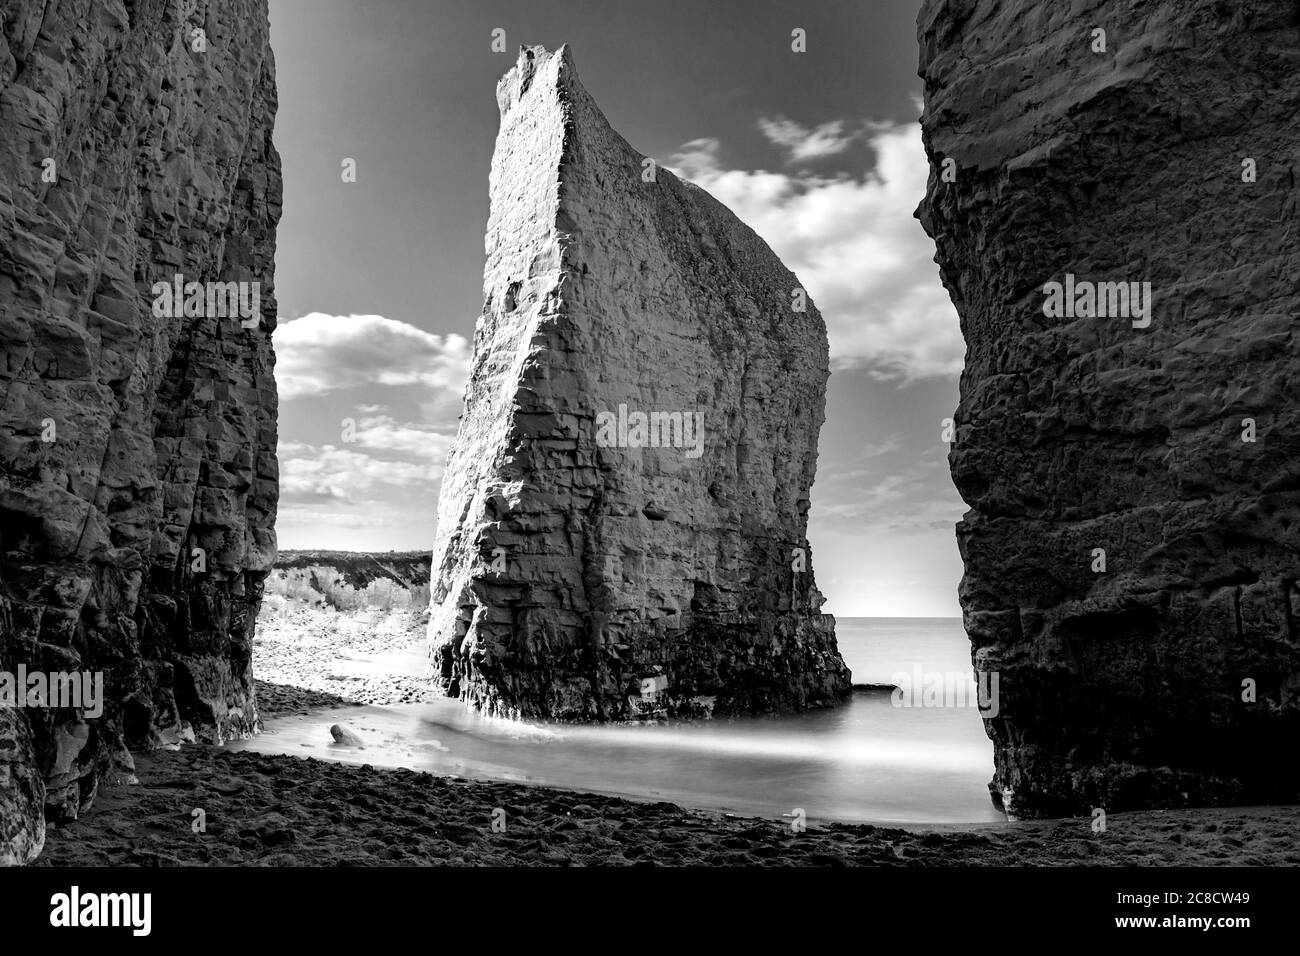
[229,617,1001,824]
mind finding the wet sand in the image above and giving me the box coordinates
[36,714,1300,867]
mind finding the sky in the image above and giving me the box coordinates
[267,0,966,617]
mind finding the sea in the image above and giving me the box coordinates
[228,617,1002,825]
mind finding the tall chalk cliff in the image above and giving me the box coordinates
[429,46,849,721]
[917,0,1300,816]
[0,0,280,863]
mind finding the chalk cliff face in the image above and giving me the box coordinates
[0,707,43,865]
[0,0,280,859]
[270,550,432,607]
[429,46,848,720]
[917,0,1300,816]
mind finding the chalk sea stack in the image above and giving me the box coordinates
[918,0,1300,816]
[428,45,849,720]
[0,0,281,860]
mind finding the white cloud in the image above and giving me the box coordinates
[758,116,856,162]
[270,314,465,543]
[351,412,457,459]
[272,508,378,529]
[278,442,445,503]
[668,122,963,382]
[275,313,470,402]
[278,401,456,512]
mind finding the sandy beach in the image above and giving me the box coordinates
[251,584,436,707]
[35,727,1300,866]
[29,604,1300,867]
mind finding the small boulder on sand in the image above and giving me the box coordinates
[329,724,365,748]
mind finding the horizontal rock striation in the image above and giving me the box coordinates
[917,0,1300,815]
[0,0,281,858]
[428,45,849,721]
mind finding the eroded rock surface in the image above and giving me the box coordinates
[273,550,432,598]
[429,46,848,720]
[0,707,44,865]
[917,0,1300,815]
[0,0,281,845]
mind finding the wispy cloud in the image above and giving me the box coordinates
[275,313,470,402]
[668,119,962,383]
[347,411,456,458]
[279,443,443,502]
[757,116,857,163]
[272,314,463,544]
